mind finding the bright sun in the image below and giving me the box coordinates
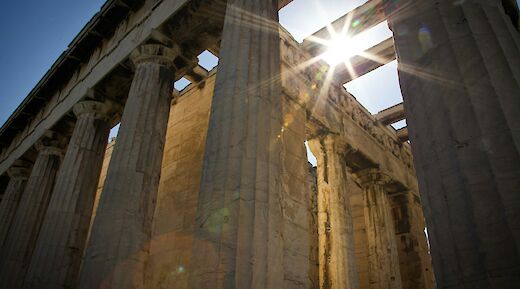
[321,34,365,66]
[300,13,390,80]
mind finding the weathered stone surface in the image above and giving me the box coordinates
[186,0,286,288]
[23,100,116,289]
[387,0,520,288]
[0,161,31,248]
[280,95,315,289]
[145,73,215,289]
[390,191,435,289]
[309,136,360,289]
[350,185,369,289]
[132,70,314,289]
[355,169,402,289]
[77,44,178,289]
[307,163,320,289]
[0,136,64,288]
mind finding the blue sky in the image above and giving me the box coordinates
[0,0,106,127]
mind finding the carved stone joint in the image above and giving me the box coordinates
[130,44,180,69]
[7,160,32,180]
[73,100,120,122]
[34,131,67,157]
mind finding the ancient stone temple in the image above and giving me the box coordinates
[0,0,519,289]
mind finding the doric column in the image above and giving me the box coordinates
[77,44,178,289]
[23,100,117,289]
[0,161,31,248]
[355,168,402,289]
[187,0,285,288]
[0,134,64,288]
[309,136,360,289]
[385,0,520,287]
[390,191,434,289]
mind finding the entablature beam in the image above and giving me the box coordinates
[396,126,409,142]
[376,102,405,125]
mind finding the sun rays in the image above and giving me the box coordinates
[285,7,390,95]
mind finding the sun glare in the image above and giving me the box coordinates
[321,34,364,66]
[318,21,392,68]
[286,4,393,94]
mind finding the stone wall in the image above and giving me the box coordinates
[146,75,215,288]
[93,72,319,288]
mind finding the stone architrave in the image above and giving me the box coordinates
[186,0,285,288]
[355,168,402,289]
[386,0,520,287]
[309,136,360,289]
[77,44,178,289]
[23,100,117,289]
[0,135,64,288]
[0,161,31,248]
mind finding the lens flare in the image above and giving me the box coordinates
[321,34,365,66]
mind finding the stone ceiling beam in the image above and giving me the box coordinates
[184,65,209,83]
[396,126,408,142]
[334,37,396,84]
[376,102,405,125]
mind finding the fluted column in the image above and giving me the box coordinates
[187,0,284,288]
[77,44,178,289]
[385,0,520,288]
[0,161,31,248]
[309,136,360,289]
[23,100,116,289]
[355,168,402,289]
[0,136,64,288]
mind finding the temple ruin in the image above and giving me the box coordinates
[0,0,519,289]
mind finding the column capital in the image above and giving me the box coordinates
[34,131,67,157]
[354,168,392,187]
[322,134,345,149]
[73,100,120,122]
[6,160,31,180]
[130,44,180,69]
[312,134,348,156]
